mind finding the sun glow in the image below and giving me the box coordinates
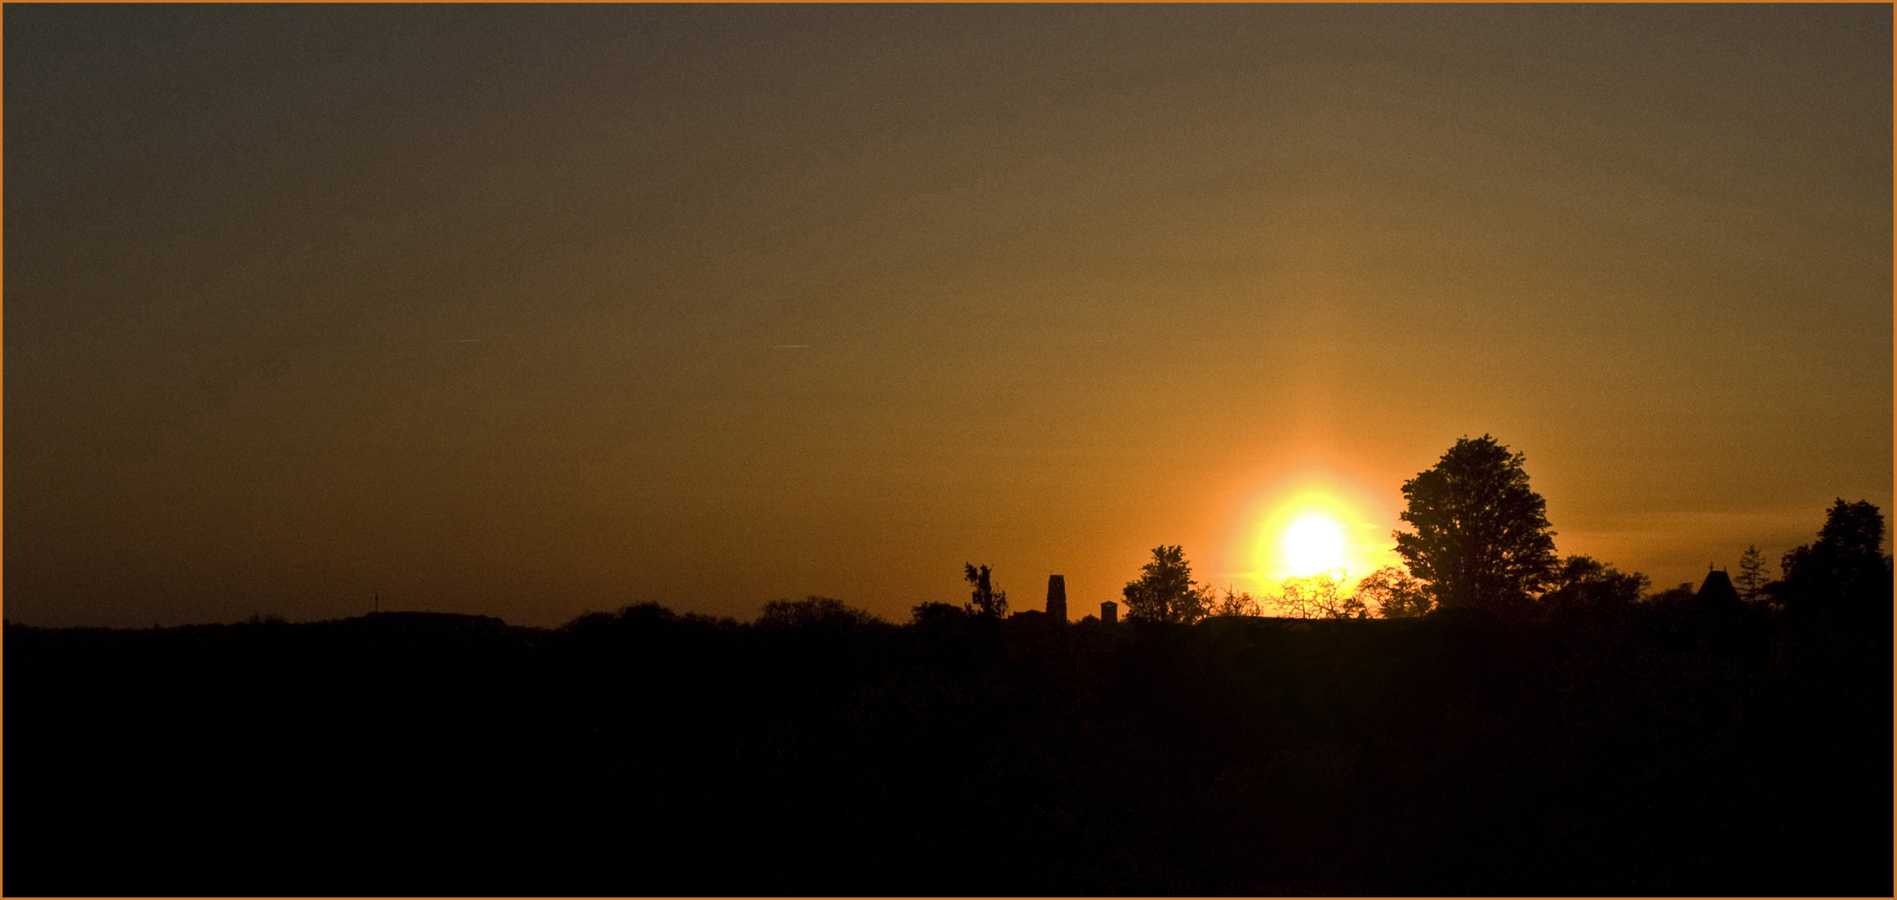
[1219,472,1404,598]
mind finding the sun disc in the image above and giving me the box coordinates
[1284,515,1345,575]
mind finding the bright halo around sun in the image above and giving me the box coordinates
[1283,514,1346,575]
[1222,474,1403,593]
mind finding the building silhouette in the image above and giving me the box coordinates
[1694,567,1742,606]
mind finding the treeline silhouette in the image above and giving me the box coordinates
[7,502,1890,897]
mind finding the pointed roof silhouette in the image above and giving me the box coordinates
[1694,569,1742,606]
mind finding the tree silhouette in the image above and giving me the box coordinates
[1121,545,1211,623]
[1393,435,1557,617]
[909,601,970,627]
[1774,499,1892,618]
[1540,555,1647,616]
[1208,586,1260,617]
[1275,571,1365,619]
[1734,545,1769,604]
[963,563,1007,618]
[1646,582,1698,605]
[1354,565,1433,619]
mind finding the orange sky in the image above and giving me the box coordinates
[6,5,1890,627]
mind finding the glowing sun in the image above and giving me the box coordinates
[1283,514,1346,575]
[1228,474,1402,594]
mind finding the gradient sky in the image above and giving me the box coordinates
[7,4,1890,628]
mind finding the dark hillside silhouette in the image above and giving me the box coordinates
[6,500,1889,896]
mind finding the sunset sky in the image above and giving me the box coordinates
[7,4,1890,627]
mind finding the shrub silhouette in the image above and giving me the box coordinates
[757,595,882,628]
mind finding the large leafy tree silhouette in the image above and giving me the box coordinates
[1774,499,1892,619]
[1394,435,1558,616]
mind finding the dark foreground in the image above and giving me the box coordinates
[6,600,1890,896]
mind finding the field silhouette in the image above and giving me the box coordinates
[7,549,1889,896]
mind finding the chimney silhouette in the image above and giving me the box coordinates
[1046,575,1067,621]
[1101,600,1118,624]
